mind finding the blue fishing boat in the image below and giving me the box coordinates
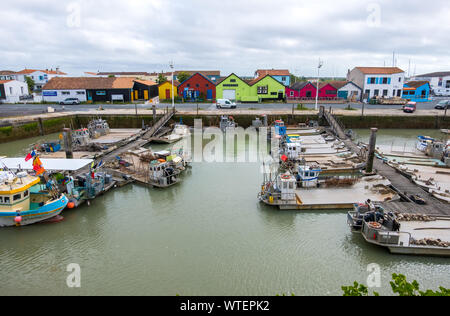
[0,171,68,227]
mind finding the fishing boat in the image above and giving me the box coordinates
[88,118,110,139]
[148,160,181,188]
[0,171,68,227]
[416,136,435,152]
[347,205,450,257]
[220,115,237,132]
[296,165,321,188]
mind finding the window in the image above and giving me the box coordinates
[282,77,286,81]
[397,90,402,97]
[206,84,209,87]
[230,79,236,83]
[187,84,190,87]
[196,84,199,88]
[4,196,10,204]
[383,89,388,96]
[398,77,402,82]
[368,77,376,84]
[13,194,21,201]
[257,86,268,94]
[365,89,370,96]
[0,196,3,203]
[24,190,29,197]
[290,91,294,97]
[325,90,335,95]
[62,91,70,95]
[77,91,85,95]
[271,92,277,96]
[374,89,379,96]
[382,78,388,84]
[96,91,106,95]
[9,87,13,94]
[21,87,24,94]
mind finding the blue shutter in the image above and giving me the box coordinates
[367,77,371,84]
[375,78,378,84]
[388,78,391,84]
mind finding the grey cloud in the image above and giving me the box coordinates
[0,0,448,77]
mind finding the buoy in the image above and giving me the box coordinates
[14,216,22,224]
[67,202,75,209]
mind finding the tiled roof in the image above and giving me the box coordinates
[289,81,309,90]
[43,77,137,90]
[404,81,430,89]
[174,70,220,77]
[0,80,13,84]
[97,72,151,76]
[0,70,16,75]
[256,69,290,77]
[328,81,348,89]
[355,67,404,75]
[16,69,67,75]
[133,79,158,86]
[415,71,450,78]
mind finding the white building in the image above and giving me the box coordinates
[15,68,67,91]
[0,80,30,103]
[347,67,405,101]
[411,71,450,96]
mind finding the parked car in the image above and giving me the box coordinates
[403,101,416,113]
[216,99,237,109]
[60,98,80,105]
[435,100,450,110]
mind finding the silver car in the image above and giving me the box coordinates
[60,98,80,105]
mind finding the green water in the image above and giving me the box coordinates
[0,130,449,296]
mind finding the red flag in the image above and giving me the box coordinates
[281,155,288,162]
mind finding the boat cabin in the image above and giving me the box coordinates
[73,128,90,146]
[276,173,297,201]
[149,161,179,187]
[297,165,321,188]
[274,120,286,137]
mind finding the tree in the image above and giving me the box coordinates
[25,76,35,94]
[177,72,190,84]
[342,274,450,296]
[157,73,167,84]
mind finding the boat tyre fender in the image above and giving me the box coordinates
[368,222,382,230]
[281,174,290,180]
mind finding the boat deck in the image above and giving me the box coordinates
[91,129,141,144]
[399,220,450,245]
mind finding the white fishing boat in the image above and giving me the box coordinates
[0,171,68,227]
[416,136,435,152]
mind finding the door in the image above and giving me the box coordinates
[87,91,92,101]
[135,90,139,100]
[144,90,149,100]
[338,91,348,100]
[223,89,236,101]
[207,89,213,100]
[166,89,171,99]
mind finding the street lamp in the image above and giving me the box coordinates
[315,60,323,111]
[169,61,175,110]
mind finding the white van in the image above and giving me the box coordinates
[433,88,450,97]
[216,99,237,109]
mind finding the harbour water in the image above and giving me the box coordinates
[0,129,449,296]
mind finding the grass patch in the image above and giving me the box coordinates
[296,103,310,111]
[0,126,13,136]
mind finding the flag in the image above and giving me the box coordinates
[97,160,103,168]
[25,150,36,162]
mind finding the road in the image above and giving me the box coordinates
[0,97,448,118]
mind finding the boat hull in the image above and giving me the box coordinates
[0,194,69,227]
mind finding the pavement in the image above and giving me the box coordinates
[0,97,449,119]
[1,97,449,125]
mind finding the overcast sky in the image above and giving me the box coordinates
[1,0,449,77]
